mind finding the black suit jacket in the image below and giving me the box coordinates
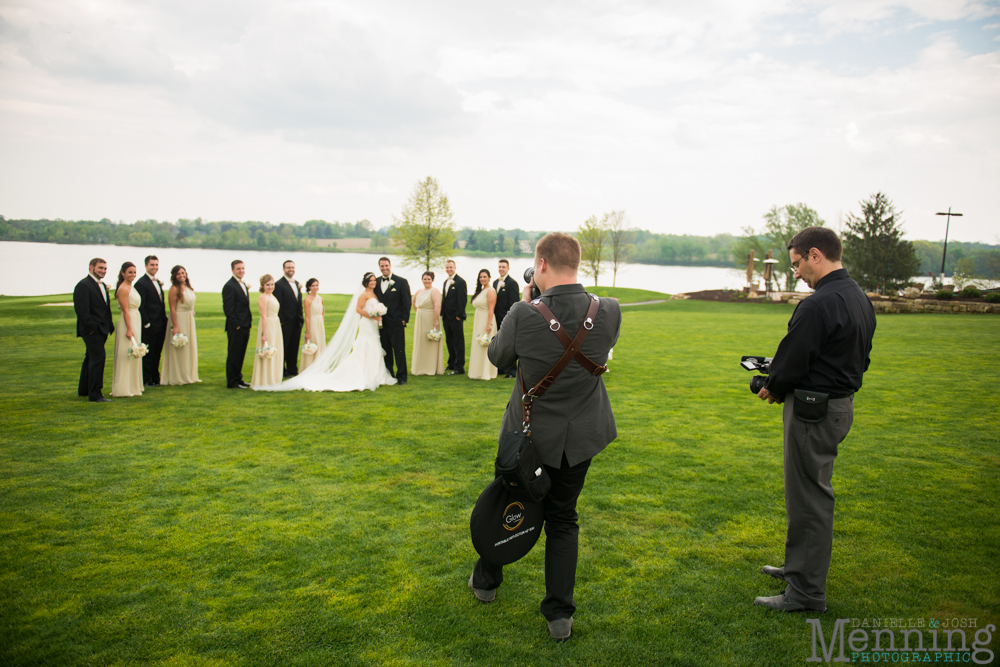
[74,275,114,337]
[274,276,304,326]
[222,276,253,331]
[374,273,412,324]
[492,275,520,322]
[441,274,468,320]
[488,283,621,468]
[134,274,168,332]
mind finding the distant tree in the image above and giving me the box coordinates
[578,215,608,286]
[842,192,920,295]
[604,209,634,287]
[391,176,457,271]
[732,203,825,291]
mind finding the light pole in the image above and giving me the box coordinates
[936,207,963,280]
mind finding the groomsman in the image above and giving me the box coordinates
[134,255,168,387]
[74,257,114,402]
[274,260,304,378]
[222,260,253,389]
[374,257,412,385]
[492,259,520,378]
[441,259,467,376]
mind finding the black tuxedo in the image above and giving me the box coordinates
[74,274,114,400]
[441,274,468,372]
[374,273,412,381]
[273,276,304,376]
[222,276,253,387]
[492,274,520,375]
[134,273,168,384]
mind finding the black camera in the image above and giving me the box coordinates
[740,356,772,394]
[524,267,541,300]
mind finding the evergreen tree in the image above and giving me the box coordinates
[842,192,920,294]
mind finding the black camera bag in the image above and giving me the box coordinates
[793,389,829,422]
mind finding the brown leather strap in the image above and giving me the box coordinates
[519,295,608,431]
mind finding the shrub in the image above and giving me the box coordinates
[985,292,1000,304]
[959,286,982,299]
[935,290,953,300]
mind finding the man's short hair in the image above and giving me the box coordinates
[282,259,294,268]
[89,257,106,270]
[231,259,244,270]
[144,255,158,266]
[498,259,509,266]
[378,257,391,265]
[535,232,581,272]
[445,259,455,266]
[787,227,842,262]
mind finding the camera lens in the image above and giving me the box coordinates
[523,267,534,284]
[749,375,767,394]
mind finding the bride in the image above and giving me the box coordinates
[254,272,397,392]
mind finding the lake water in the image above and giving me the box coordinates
[0,241,758,297]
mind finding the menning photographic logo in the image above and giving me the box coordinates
[502,502,525,531]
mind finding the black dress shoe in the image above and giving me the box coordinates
[90,397,112,403]
[238,382,251,388]
[449,369,464,375]
[397,379,407,386]
[144,382,159,387]
[761,565,785,580]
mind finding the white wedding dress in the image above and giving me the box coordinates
[254,295,397,392]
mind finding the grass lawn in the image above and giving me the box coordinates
[1,290,998,666]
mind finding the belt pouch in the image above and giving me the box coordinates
[793,389,829,422]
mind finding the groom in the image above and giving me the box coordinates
[74,257,115,402]
[374,257,411,385]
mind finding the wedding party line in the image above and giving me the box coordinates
[73,253,525,402]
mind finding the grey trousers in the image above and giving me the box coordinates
[782,394,854,604]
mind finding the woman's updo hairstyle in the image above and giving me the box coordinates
[362,272,375,287]
[422,271,435,280]
[305,278,318,291]
[259,274,273,293]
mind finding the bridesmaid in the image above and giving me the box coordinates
[467,269,498,381]
[160,265,201,386]
[411,271,444,376]
[250,274,284,387]
[300,278,326,372]
[111,262,144,397]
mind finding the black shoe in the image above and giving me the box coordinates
[761,565,785,580]
[144,382,159,387]
[449,369,464,375]
[238,382,251,388]
[504,372,517,378]
[90,397,112,403]
[753,590,826,613]
[397,379,407,386]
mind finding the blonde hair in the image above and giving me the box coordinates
[534,232,581,272]
[259,274,274,292]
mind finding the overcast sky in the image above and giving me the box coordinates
[1,0,997,243]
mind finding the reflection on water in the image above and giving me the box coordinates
[1,241,755,297]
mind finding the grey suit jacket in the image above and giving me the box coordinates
[488,283,622,468]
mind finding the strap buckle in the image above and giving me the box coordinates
[583,317,594,330]
[549,319,560,331]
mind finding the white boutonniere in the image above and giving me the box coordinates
[102,282,112,292]
[386,279,395,289]
[156,279,164,287]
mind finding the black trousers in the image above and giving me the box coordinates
[473,455,592,621]
[379,320,407,381]
[443,317,465,372]
[78,334,108,400]
[281,320,302,376]
[141,325,165,384]
[226,327,251,388]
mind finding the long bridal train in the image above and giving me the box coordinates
[253,292,396,393]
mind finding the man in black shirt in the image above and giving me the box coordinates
[754,227,876,613]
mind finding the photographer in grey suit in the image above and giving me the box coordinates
[468,232,621,642]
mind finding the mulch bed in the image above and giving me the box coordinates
[681,289,997,305]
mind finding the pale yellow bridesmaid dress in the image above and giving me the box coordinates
[411,289,444,376]
[161,287,201,386]
[251,294,284,387]
[111,286,144,397]
[300,296,326,372]
[467,289,497,381]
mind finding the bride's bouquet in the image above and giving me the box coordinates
[426,328,442,342]
[366,302,387,327]
[257,343,278,359]
[475,332,492,347]
[127,337,149,359]
[301,342,319,356]
[171,333,189,348]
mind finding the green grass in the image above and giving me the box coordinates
[1,291,998,666]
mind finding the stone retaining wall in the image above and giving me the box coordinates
[789,296,997,314]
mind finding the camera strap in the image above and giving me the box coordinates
[520,294,607,435]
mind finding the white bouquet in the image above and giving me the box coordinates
[257,343,278,359]
[426,328,443,342]
[171,333,189,348]
[366,302,387,327]
[127,337,149,359]
[301,342,319,356]
[475,333,492,347]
